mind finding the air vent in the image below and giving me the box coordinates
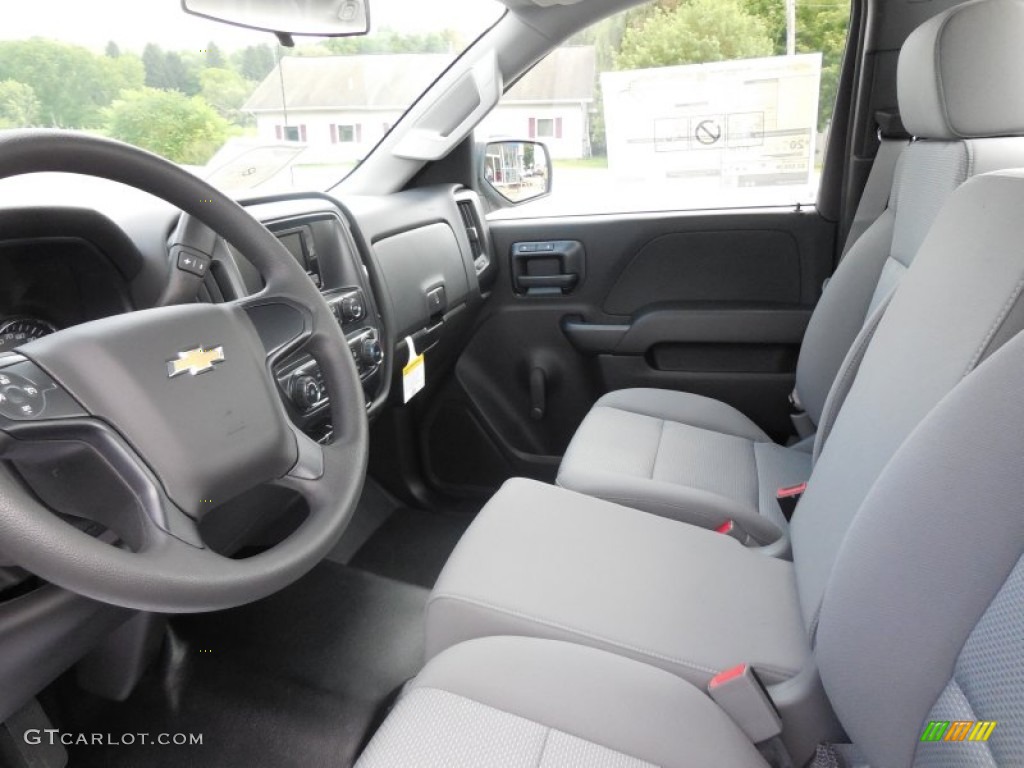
[456,196,490,277]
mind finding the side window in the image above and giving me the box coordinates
[277,125,306,142]
[477,0,851,215]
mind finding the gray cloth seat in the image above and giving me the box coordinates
[558,388,812,542]
[427,477,810,689]
[359,277,1024,767]
[356,636,768,768]
[556,0,1024,543]
[426,162,1024,717]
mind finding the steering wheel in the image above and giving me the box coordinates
[0,131,368,612]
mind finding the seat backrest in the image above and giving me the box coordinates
[793,0,1024,429]
[790,0,1024,632]
[793,165,1024,635]
[815,310,1024,767]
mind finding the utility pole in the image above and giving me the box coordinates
[277,47,290,129]
[786,0,796,55]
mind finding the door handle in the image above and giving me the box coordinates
[516,274,579,290]
[511,240,586,296]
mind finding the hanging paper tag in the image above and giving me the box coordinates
[402,336,425,403]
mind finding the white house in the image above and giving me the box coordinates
[243,53,454,164]
[477,46,597,159]
[244,47,597,162]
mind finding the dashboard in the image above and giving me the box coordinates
[0,176,496,713]
[0,177,494,447]
[0,210,138,356]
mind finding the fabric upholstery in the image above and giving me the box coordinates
[556,0,1024,539]
[792,170,1024,638]
[898,0,1024,140]
[557,389,800,543]
[427,478,810,688]
[816,328,1024,768]
[356,636,768,768]
[812,290,895,463]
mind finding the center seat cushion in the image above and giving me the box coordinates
[356,636,768,768]
[557,388,811,543]
[427,477,810,689]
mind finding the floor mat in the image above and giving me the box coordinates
[48,562,427,768]
[348,507,473,589]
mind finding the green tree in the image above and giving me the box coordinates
[105,41,121,59]
[232,44,276,82]
[797,0,850,129]
[288,44,334,57]
[204,42,225,68]
[741,0,851,128]
[199,67,255,123]
[742,0,787,52]
[0,80,40,127]
[0,39,143,127]
[615,0,774,70]
[143,45,199,94]
[105,88,229,164]
[324,27,460,55]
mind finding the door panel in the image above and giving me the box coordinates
[420,207,835,496]
[603,229,803,312]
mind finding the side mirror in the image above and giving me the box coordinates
[482,140,552,205]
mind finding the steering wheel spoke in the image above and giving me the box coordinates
[0,131,368,612]
[0,414,205,550]
[237,296,315,363]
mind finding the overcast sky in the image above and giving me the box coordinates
[0,0,504,51]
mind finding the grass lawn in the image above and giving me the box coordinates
[553,156,609,170]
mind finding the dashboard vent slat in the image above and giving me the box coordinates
[456,198,489,277]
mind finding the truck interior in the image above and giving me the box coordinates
[0,0,1022,766]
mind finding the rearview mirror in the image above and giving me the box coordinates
[181,0,370,38]
[482,141,552,205]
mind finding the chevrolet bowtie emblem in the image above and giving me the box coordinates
[167,346,225,378]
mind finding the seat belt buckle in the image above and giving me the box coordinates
[776,482,807,521]
[714,519,747,543]
[788,389,815,439]
[707,664,782,744]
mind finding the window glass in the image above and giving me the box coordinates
[478,0,851,215]
[0,0,504,193]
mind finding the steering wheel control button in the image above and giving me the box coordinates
[176,249,211,278]
[0,361,83,422]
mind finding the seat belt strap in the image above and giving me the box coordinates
[842,136,908,257]
[776,482,807,521]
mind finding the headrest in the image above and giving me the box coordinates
[898,0,1024,139]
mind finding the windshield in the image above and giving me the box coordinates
[0,0,503,193]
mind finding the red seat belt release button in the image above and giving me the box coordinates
[707,664,782,744]
[714,519,744,542]
[776,481,807,522]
